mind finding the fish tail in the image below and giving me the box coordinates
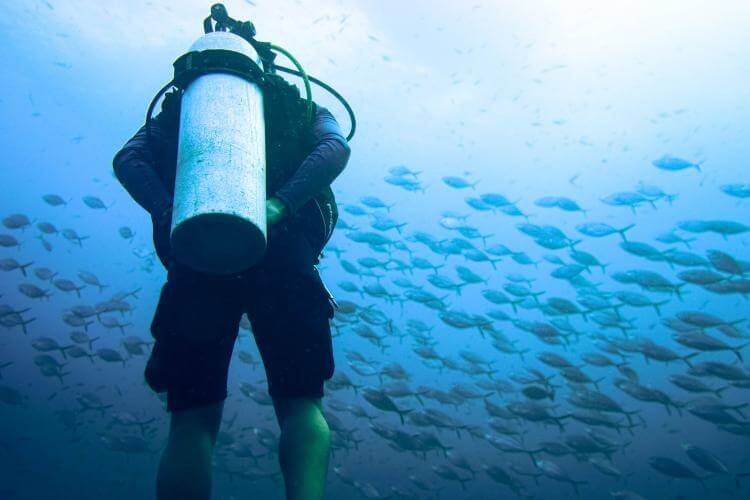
[733,346,746,362]
[735,402,749,418]
[21,317,37,335]
[618,224,635,241]
[624,409,640,426]
[88,337,100,351]
[574,480,589,497]
[734,473,744,489]
[698,477,707,493]
[674,283,686,301]
[19,261,33,276]
[653,300,669,316]
[397,408,412,425]
[714,385,731,397]
[682,352,700,367]
[671,399,687,418]
[556,418,566,433]
[594,377,606,390]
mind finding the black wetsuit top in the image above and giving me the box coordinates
[113,104,350,266]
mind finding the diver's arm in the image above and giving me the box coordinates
[274,106,351,215]
[112,116,174,220]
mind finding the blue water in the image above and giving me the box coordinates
[1,1,749,499]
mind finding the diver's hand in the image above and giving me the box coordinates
[266,197,287,227]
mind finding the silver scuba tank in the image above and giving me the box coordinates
[170,31,267,275]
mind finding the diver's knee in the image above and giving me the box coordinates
[169,400,224,444]
[275,397,330,439]
[307,409,331,440]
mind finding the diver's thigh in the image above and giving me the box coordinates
[247,287,335,402]
[156,263,245,344]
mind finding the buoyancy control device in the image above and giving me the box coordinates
[145,3,356,274]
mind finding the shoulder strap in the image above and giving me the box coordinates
[158,89,182,124]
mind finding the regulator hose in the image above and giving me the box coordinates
[271,63,357,142]
[268,43,313,125]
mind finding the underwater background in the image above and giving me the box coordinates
[1,0,749,499]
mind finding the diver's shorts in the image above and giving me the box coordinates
[145,213,336,412]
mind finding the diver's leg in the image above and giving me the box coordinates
[156,400,224,500]
[272,397,331,500]
[149,261,243,500]
[247,211,336,500]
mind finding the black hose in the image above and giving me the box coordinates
[144,79,177,157]
[272,64,357,142]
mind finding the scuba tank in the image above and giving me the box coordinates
[171,30,266,275]
[145,3,355,275]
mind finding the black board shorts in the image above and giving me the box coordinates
[145,205,336,412]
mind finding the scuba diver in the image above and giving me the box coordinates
[112,5,354,500]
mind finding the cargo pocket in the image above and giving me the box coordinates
[310,267,336,320]
[308,269,336,381]
[146,282,174,393]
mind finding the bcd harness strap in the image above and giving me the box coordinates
[145,46,283,159]
[171,48,268,91]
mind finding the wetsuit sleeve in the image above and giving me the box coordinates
[112,115,174,219]
[274,106,351,215]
